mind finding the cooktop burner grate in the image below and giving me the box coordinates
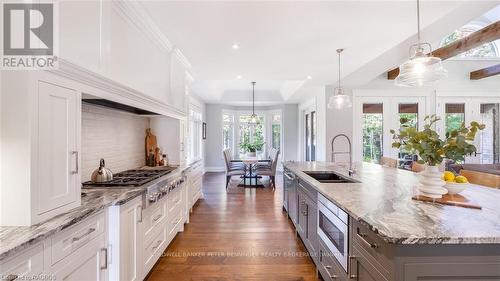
[82,167,177,187]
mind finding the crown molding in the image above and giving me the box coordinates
[173,47,192,69]
[112,1,174,53]
[49,59,187,120]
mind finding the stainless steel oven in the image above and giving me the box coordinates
[317,194,349,271]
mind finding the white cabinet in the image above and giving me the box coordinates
[1,72,81,226]
[187,162,204,210]
[52,233,107,281]
[0,243,45,280]
[59,1,102,73]
[36,81,81,217]
[108,196,142,281]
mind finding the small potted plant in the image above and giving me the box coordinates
[391,115,484,198]
[240,140,265,157]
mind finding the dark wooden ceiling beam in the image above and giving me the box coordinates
[470,63,500,80]
[387,20,500,80]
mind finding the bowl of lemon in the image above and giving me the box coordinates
[442,171,470,194]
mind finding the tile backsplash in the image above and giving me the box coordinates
[82,103,150,182]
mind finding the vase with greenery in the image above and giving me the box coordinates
[240,140,265,157]
[390,115,484,198]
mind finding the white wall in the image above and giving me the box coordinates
[204,104,299,171]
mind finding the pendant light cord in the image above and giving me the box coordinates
[252,81,256,115]
[336,49,343,88]
[417,0,421,45]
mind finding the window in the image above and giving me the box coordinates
[480,104,500,164]
[222,114,234,151]
[441,26,499,58]
[238,114,265,155]
[445,104,465,134]
[398,104,419,169]
[271,114,281,150]
[189,109,202,160]
[362,104,383,163]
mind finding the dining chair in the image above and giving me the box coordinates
[225,149,245,169]
[380,157,398,168]
[223,149,246,189]
[255,149,280,189]
[460,169,500,189]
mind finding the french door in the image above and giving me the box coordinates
[437,97,500,164]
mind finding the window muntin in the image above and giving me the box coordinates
[480,103,500,164]
[271,113,281,151]
[238,114,265,155]
[222,113,234,151]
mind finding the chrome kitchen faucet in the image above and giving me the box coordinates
[331,134,354,176]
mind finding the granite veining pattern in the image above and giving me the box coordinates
[0,188,144,262]
[283,161,500,245]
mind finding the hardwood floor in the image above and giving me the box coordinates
[147,172,318,281]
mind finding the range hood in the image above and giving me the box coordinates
[83,98,160,115]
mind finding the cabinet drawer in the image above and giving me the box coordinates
[143,197,167,239]
[167,207,183,238]
[51,212,105,265]
[352,241,391,281]
[351,220,393,276]
[168,188,182,213]
[298,181,317,202]
[144,227,168,272]
[318,240,347,281]
[0,243,44,279]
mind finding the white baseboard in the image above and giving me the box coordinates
[204,166,225,172]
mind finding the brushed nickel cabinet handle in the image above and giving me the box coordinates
[152,240,162,250]
[357,228,378,248]
[153,214,162,222]
[6,274,18,281]
[100,247,108,270]
[72,227,96,242]
[137,206,143,223]
[71,151,79,174]
[348,255,358,279]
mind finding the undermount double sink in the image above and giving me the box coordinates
[303,171,360,184]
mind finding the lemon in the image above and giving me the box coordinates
[443,171,455,182]
[455,176,468,183]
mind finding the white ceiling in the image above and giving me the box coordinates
[142,1,499,105]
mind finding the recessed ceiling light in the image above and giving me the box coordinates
[307,75,312,80]
[236,75,242,79]
[232,43,240,50]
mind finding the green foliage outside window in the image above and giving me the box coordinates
[362,114,383,163]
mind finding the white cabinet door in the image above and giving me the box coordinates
[36,81,81,216]
[53,234,107,281]
[119,200,142,281]
[108,196,142,281]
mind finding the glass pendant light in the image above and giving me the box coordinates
[328,49,352,109]
[395,0,447,87]
[248,81,259,125]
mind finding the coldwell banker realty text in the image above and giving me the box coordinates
[1,2,58,70]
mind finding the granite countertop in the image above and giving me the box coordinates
[0,163,197,261]
[283,161,500,245]
[0,187,145,261]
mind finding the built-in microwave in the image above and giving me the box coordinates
[317,194,349,271]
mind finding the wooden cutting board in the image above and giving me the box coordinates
[412,193,482,210]
[145,128,157,160]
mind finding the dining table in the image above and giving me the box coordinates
[232,154,271,187]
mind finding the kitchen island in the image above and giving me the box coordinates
[283,161,500,281]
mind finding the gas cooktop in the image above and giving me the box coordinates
[82,167,177,187]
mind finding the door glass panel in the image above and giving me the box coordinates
[398,104,418,170]
[311,111,316,161]
[480,104,500,164]
[445,103,465,134]
[305,114,310,161]
[319,211,344,254]
[362,104,383,163]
